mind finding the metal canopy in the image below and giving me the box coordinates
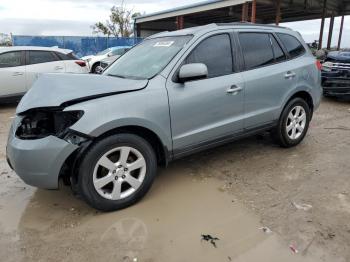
[135,0,350,24]
[135,0,350,37]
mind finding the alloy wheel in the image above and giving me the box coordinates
[286,105,306,140]
[93,146,146,200]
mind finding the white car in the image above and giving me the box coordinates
[0,46,88,102]
[82,46,131,73]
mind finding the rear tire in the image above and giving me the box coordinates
[77,133,157,211]
[91,63,100,74]
[272,98,311,148]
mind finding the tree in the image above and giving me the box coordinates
[92,2,140,37]
[0,33,12,46]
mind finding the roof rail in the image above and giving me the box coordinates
[216,22,290,30]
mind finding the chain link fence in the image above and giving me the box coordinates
[12,35,143,58]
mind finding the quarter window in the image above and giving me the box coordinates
[185,34,233,78]
[239,33,275,70]
[0,51,22,68]
[27,51,58,65]
[277,33,306,58]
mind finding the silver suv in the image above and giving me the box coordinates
[7,24,322,211]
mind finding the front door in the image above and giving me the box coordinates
[166,32,245,156]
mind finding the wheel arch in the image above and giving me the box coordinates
[280,89,314,120]
[96,125,171,167]
[60,124,171,188]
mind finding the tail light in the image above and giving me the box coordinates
[316,60,322,71]
[75,60,86,67]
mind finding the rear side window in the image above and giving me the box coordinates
[239,33,275,70]
[277,33,305,58]
[27,51,58,65]
[0,51,22,68]
[185,34,233,78]
[56,52,78,60]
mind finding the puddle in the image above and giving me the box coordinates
[0,164,321,262]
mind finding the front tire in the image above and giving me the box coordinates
[272,98,311,148]
[77,134,157,211]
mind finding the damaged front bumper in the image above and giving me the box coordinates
[322,63,350,97]
[6,116,79,189]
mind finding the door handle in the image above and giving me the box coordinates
[284,71,296,79]
[227,85,243,95]
[12,72,24,76]
[54,66,64,70]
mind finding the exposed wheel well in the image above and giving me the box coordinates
[91,62,100,72]
[60,125,169,187]
[289,91,314,118]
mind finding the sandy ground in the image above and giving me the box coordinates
[0,98,349,262]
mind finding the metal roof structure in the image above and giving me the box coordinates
[134,0,350,49]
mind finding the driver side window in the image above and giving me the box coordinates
[185,34,233,78]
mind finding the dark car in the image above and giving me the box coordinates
[322,51,350,97]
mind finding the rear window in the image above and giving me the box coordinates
[0,51,22,68]
[27,51,58,65]
[277,33,306,58]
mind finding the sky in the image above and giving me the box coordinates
[0,0,349,47]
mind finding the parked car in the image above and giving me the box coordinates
[0,46,88,102]
[82,46,132,73]
[97,54,124,73]
[7,23,322,211]
[322,51,350,97]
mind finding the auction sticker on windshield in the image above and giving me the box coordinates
[154,41,174,47]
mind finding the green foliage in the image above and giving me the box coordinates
[92,3,139,37]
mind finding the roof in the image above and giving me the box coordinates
[0,46,72,53]
[147,23,292,39]
[135,0,249,23]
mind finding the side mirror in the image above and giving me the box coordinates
[107,53,113,57]
[178,63,208,83]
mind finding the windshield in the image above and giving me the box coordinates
[104,36,192,80]
[97,48,111,56]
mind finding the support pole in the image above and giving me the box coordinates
[337,15,344,50]
[275,0,281,25]
[318,0,327,50]
[327,14,335,50]
[241,2,247,22]
[251,0,257,23]
[176,16,184,30]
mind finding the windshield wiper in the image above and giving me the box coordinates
[107,74,127,79]
[107,74,147,81]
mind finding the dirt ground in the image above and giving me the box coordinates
[0,98,349,262]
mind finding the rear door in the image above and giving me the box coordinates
[236,31,291,129]
[0,51,26,97]
[166,32,245,156]
[25,50,65,90]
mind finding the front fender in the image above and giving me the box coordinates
[65,78,172,151]
[83,117,172,151]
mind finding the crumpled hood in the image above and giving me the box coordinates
[327,51,350,62]
[17,73,148,114]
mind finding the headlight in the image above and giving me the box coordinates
[16,109,84,140]
[322,61,333,72]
